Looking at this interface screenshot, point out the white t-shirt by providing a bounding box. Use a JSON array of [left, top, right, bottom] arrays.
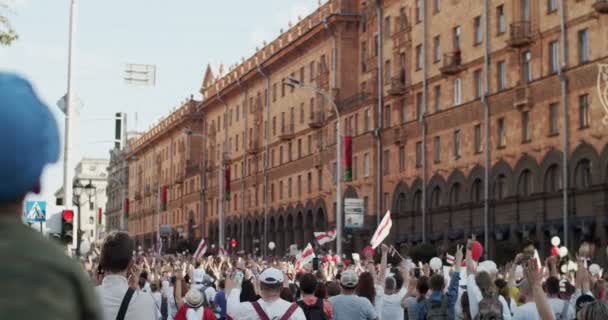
[[512, 302, 540, 320], [96, 275, 159, 320], [548, 297, 575, 320], [379, 287, 406, 320], [227, 288, 306, 320]]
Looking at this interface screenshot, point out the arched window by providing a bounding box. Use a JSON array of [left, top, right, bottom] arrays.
[[430, 187, 441, 208], [494, 174, 507, 200], [450, 183, 461, 205], [575, 159, 592, 189], [544, 164, 562, 193], [413, 190, 422, 212], [472, 179, 482, 202], [518, 169, 533, 197], [397, 193, 406, 213]]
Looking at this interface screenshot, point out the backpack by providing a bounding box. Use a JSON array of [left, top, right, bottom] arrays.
[[475, 295, 503, 320], [423, 295, 449, 320], [297, 298, 327, 320]]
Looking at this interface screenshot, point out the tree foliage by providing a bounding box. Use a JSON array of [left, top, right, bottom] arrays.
[[0, 2, 18, 46]]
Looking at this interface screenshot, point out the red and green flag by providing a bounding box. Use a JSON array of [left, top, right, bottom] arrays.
[[344, 136, 353, 182], [161, 186, 167, 211], [225, 166, 231, 201]]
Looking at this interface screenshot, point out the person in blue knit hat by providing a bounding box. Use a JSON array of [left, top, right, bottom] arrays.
[[0, 72, 101, 319]]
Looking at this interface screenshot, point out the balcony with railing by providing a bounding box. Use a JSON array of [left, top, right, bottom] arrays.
[[175, 172, 185, 184], [391, 20, 411, 51], [279, 123, 295, 141], [248, 138, 262, 154], [387, 73, 407, 96], [308, 111, 324, 129], [594, 0, 608, 13], [186, 163, 201, 177], [393, 127, 407, 145], [439, 51, 464, 75], [507, 21, 533, 48], [513, 85, 532, 110], [135, 191, 141, 200]]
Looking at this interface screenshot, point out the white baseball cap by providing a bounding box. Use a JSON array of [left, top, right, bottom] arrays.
[[259, 268, 284, 285], [192, 268, 205, 284]]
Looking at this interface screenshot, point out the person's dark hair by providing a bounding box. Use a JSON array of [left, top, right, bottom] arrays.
[[240, 279, 260, 302], [417, 276, 430, 302], [356, 272, 376, 305], [218, 279, 225, 290], [326, 281, 341, 297], [138, 277, 146, 289], [170, 276, 177, 285], [140, 271, 148, 281], [546, 276, 560, 295], [314, 281, 327, 300], [150, 282, 158, 293], [299, 273, 318, 294], [99, 232, 134, 273], [280, 287, 294, 302], [429, 274, 445, 292], [393, 269, 404, 289]]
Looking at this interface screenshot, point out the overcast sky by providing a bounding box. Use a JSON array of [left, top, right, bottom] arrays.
[[1, 0, 320, 203]]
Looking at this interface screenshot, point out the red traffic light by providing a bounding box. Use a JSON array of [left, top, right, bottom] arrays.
[[62, 210, 74, 221], [230, 239, 237, 248]]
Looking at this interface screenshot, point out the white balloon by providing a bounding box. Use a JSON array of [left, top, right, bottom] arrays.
[[560, 264, 568, 274], [268, 241, 276, 250], [589, 264, 601, 276], [430, 257, 442, 271], [568, 261, 578, 272], [515, 265, 524, 280], [558, 246, 568, 258], [479, 260, 498, 274], [551, 236, 561, 247]]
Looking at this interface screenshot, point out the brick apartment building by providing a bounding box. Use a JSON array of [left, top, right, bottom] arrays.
[[128, 0, 608, 258]]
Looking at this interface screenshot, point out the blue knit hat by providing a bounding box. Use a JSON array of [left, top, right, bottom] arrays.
[[0, 72, 60, 202]]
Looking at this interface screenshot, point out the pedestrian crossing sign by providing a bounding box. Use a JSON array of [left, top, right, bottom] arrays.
[[24, 201, 46, 223]]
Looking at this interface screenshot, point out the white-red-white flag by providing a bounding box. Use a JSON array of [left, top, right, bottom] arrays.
[[370, 210, 392, 249], [298, 243, 316, 265], [193, 239, 207, 260], [446, 254, 455, 265], [314, 228, 337, 245]]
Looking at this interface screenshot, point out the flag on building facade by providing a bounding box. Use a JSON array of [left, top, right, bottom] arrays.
[[344, 136, 353, 182], [314, 228, 337, 245], [370, 210, 392, 249], [225, 166, 231, 201], [161, 186, 167, 211]]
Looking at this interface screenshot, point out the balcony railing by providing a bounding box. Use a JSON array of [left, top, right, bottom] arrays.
[[393, 127, 406, 145], [248, 139, 261, 154], [507, 21, 533, 48], [308, 111, 324, 129], [387, 74, 406, 96], [513, 85, 532, 110], [279, 123, 295, 141], [439, 51, 464, 75], [594, 0, 608, 13], [185, 163, 200, 176]]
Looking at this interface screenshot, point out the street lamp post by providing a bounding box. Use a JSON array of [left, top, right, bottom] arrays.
[[73, 179, 96, 256], [286, 77, 343, 257]]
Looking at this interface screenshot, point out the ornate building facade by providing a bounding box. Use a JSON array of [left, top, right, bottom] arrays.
[[129, 0, 608, 258]]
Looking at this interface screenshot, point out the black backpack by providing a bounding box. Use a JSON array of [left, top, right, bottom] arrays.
[[422, 295, 449, 320], [297, 298, 327, 320]]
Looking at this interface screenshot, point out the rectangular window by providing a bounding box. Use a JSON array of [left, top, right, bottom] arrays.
[[549, 41, 559, 74], [297, 139, 302, 158], [288, 142, 293, 162], [433, 35, 441, 63], [474, 69, 482, 98], [271, 183, 275, 202], [300, 67, 305, 84], [279, 146, 283, 164], [361, 41, 367, 72], [307, 172, 312, 193], [297, 175, 302, 196], [453, 130, 461, 158], [453, 78, 462, 105], [290, 73, 296, 93], [236, 135, 239, 152], [578, 29, 589, 63], [332, 162, 337, 184], [236, 105, 240, 121], [364, 109, 370, 132], [416, 92, 423, 120], [374, 34, 379, 57], [497, 117, 505, 147], [547, 0, 557, 13], [416, 141, 422, 167], [549, 103, 559, 135], [383, 150, 390, 176], [399, 7, 407, 30], [434, 136, 441, 163], [385, 60, 391, 82], [300, 103, 305, 124], [434, 0, 441, 13], [400, 99, 407, 123], [497, 5, 505, 34], [522, 51, 532, 83], [399, 146, 406, 171], [288, 177, 292, 198], [474, 16, 482, 44], [453, 26, 461, 49], [416, 44, 423, 70], [353, 156, 358, 180], [281, 78, 285, 97], [279, 181, 283, 199], [307, 135, 312, 154], [497, 61, 506, 90], [522, 111, 530, 142], [384, 104, 391, 128], [474, 124, 482, 153], [579, 94, 590, 128], [354, 114, 359, 134], [385, 16, 391, 38], [434, 85, 441, 112], [363, 153, 370, 177], [272, 116, 276, 136], [416, 0, 422, 23]]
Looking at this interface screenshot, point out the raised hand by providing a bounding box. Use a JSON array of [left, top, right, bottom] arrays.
[[454, 244, 464, 272]]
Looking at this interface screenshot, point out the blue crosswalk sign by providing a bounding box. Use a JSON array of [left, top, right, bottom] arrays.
[[25, 201, 46, 223]]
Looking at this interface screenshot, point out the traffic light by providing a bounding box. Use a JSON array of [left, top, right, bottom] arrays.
[[61, 209, 74, 244]]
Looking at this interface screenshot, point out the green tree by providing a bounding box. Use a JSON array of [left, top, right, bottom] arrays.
[[0, 2, 18, 46]]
